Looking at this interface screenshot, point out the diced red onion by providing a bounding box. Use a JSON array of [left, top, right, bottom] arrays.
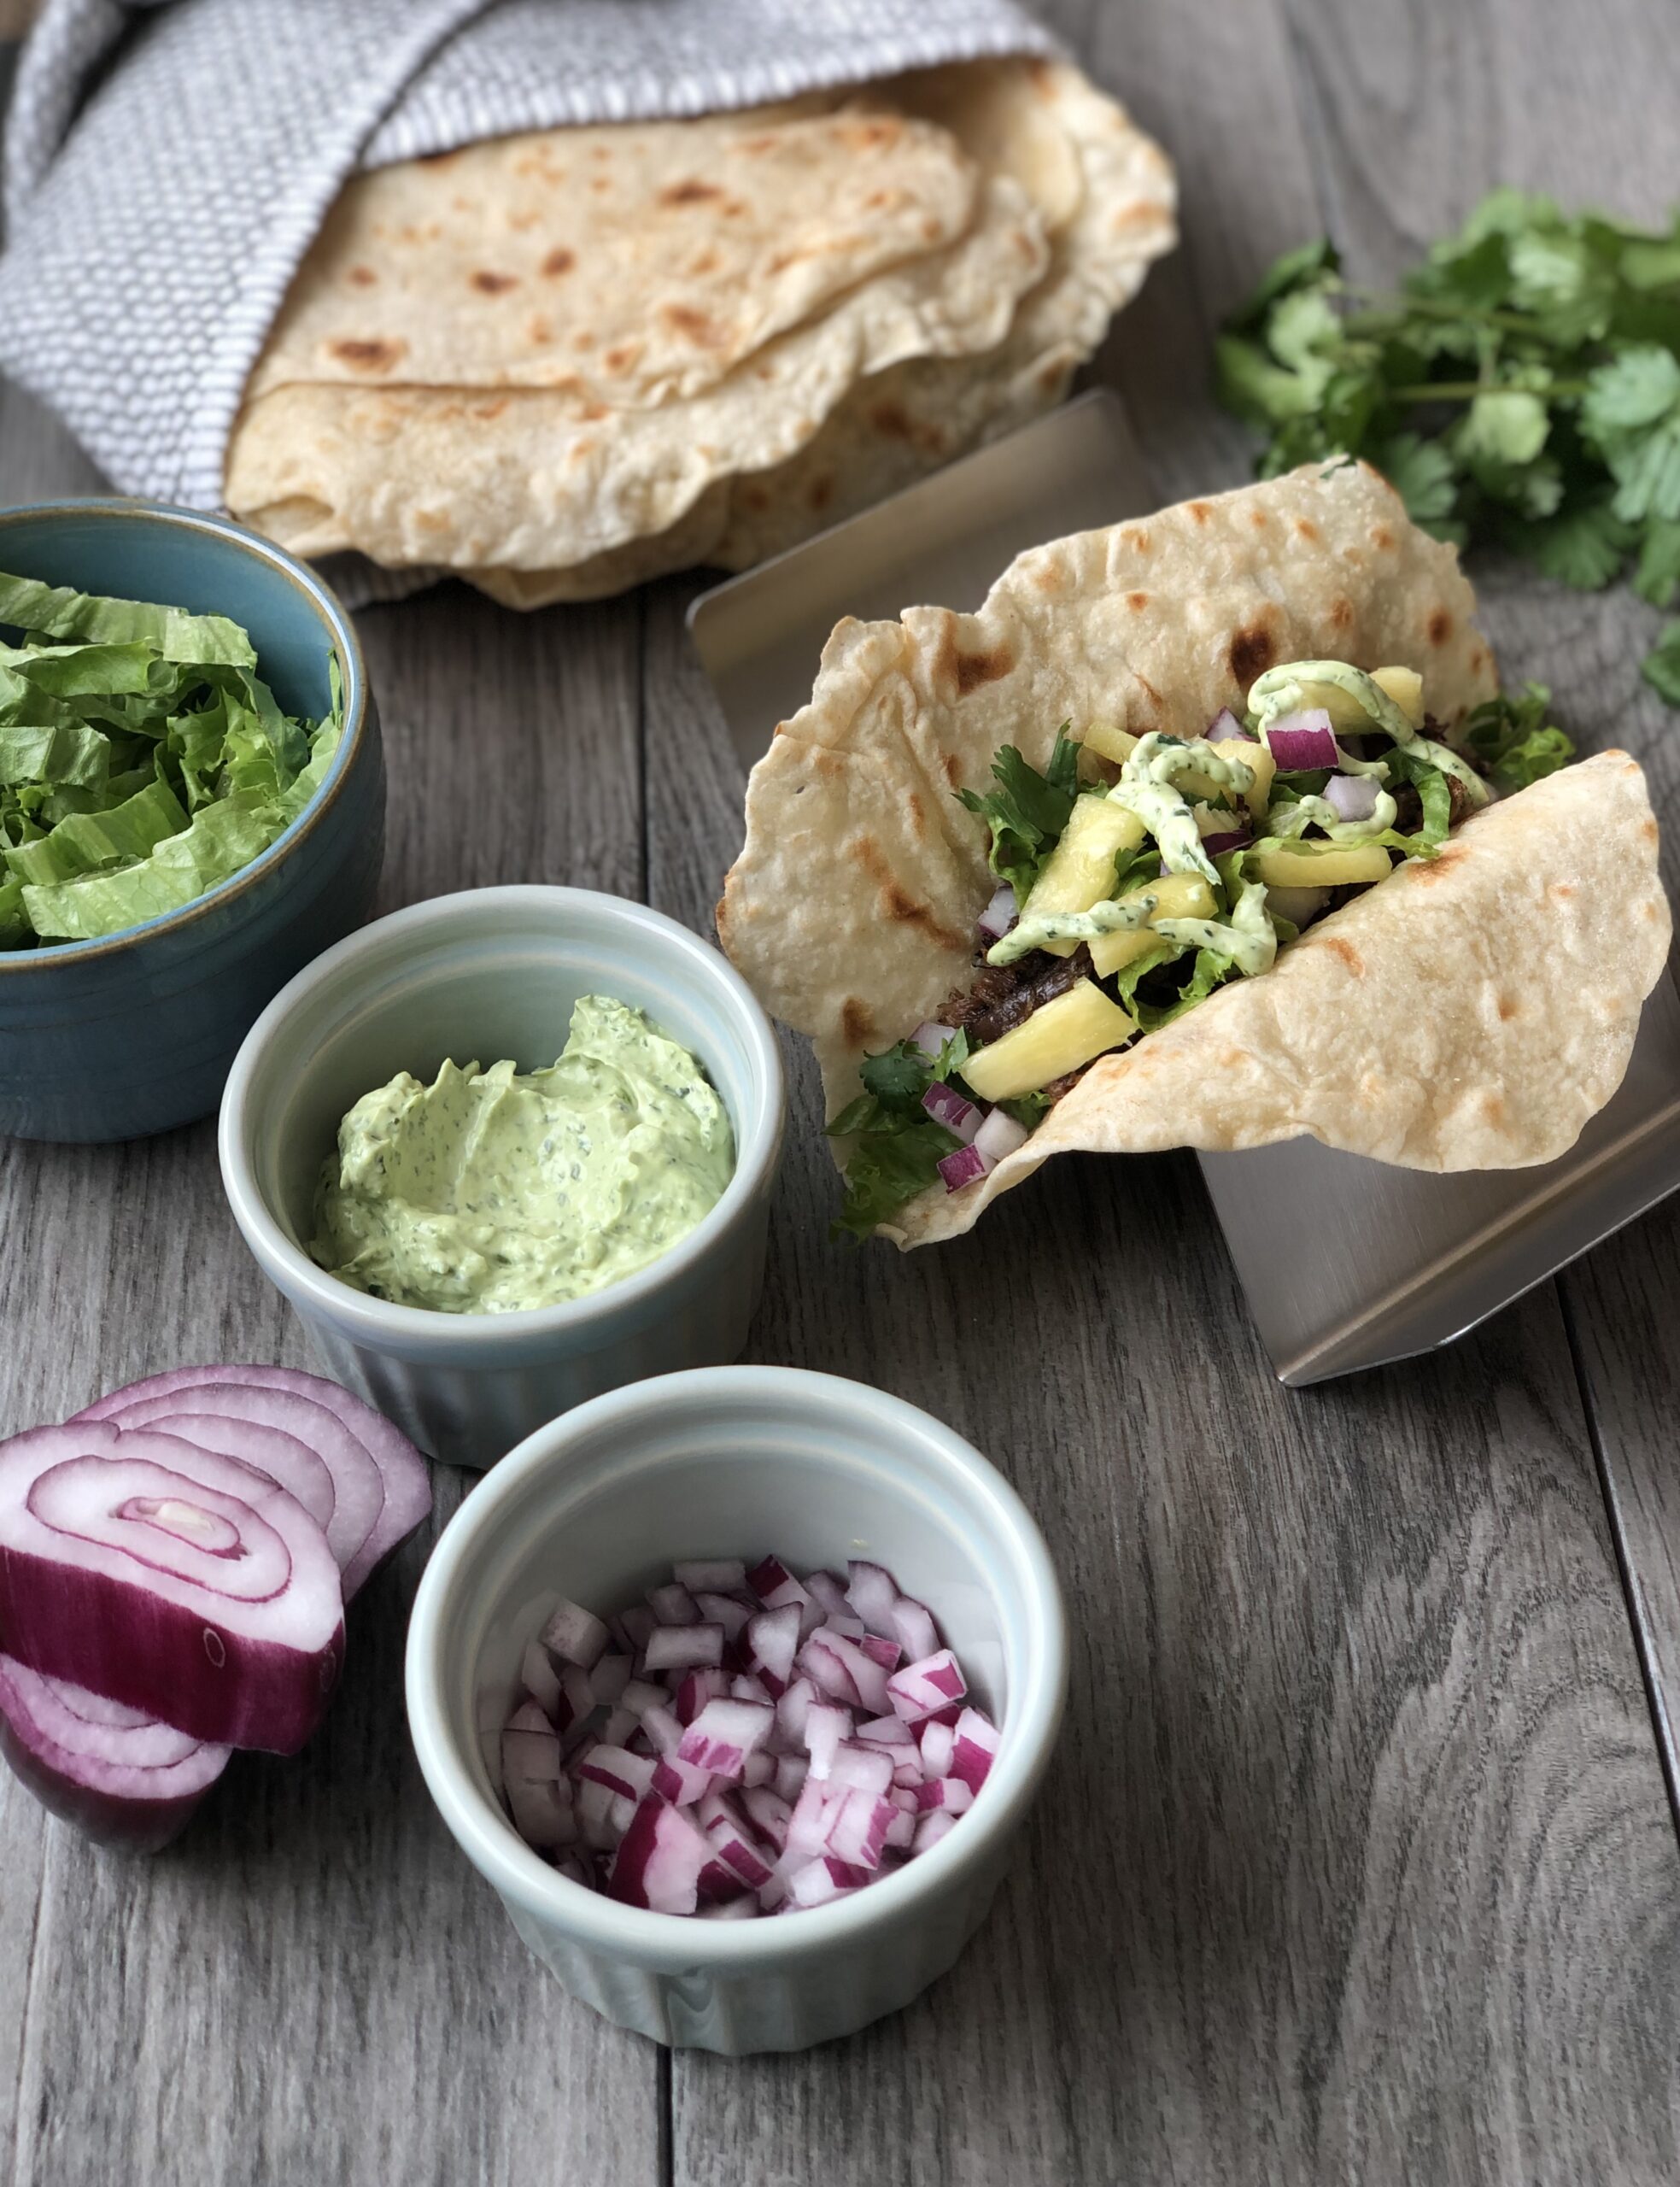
[[745, 1604, 801, 1695], [640, 1703, 682, 1757], [912, 1809, 960, 1856], [886, 1650, 968, 1727], [0, 1423, 343, 1754], [804, 1570, 851, 1617], [589, 1652, 633, 1707], [520, 1639, 563, 1720], [825, 1789, 898, 1869], [643, 1624, 723, 1674], [773, 1752, 809, 1803], [740, 1785, 793, 1853], [650, 1752, 712, 1807], [576, 1744, 656, 1802], [775, 1674, 817, 1749], [845, 1560, 900, 1639], [857, 1712, 916, 1750], [694, 1591, 751, 1640], [883, 1802, 916, 1852], [599, 1706, 638, 1749], [672, 1559, 746, 1593], [1325, 771, 1379, 821], [616, 1605, 656, 1653], [729, 1671, 770, 1703], [922, 1081, 983, 1143], [804, 1702, 852, 1780], [619, 1677, 665, 1720], [973, 1108, 1029, 1164], [672, 1665, 729, 1722], [949, 1708, 1001, 1793], [890, 1596, 939, 1662], [1208, 707, 1251, 741], [909, 1020, 956, 1062], [540, 1598, 610, 1668], [1263, 710, 1338, 771], [938, 1142, 988, 1193], [1199, 827, 1251, 856], [506, 1773, 577, 1851], [918, 1719, 956, 1776], [645, 1581, 698, 1627], [976, 882, 1016, 940], [787, 1855, 869, 1907], [502, 1698, 562, 1785], [746, 1556, 811, 1615], [825, 1741, 895, 1796], [914, 1774, 975, 1816], [0, 1655, 231, 1853], [696, 1791, 776, 1890], [606, 1794, 712, 1913], [676, 1697, 774, 1780]]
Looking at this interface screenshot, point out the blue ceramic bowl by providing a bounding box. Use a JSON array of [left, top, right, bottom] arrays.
[[0, 501, 383, 1141]]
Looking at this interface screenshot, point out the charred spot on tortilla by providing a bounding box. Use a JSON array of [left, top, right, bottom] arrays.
[[541, 248, 576, 277], [329, 337, 405, 373], [1187, 501, 1212, 526], [660, 179, 723, 208], [1371, 523, 1396, 551], [1228, 622, 1275, 685], [661, 303, 724, 349], [603, 342, 642, 374], [1323, 936, 1365, 976], [956, 644, 1014, 695], [346, 265, 378, 288], [851, 838, 968, 952], [1497, 995, 1520, 1020], [1327, 597, 1354, 632], [841, 998, 875, 1048], [1427, 607, 1455, 646], [1294, 518, 1321, 542], [1127, 591, 1149, 612]]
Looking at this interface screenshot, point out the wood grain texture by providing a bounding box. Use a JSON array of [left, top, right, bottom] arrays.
[[1281, 0, 1680, 1860], [641, 0, 1680, 2174], [5, 1, 1680, 2181], [0, 378, 660, 2187]]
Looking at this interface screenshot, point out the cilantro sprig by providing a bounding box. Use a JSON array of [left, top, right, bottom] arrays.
[[955, 728, 1080, 905], [1216, 192, 1680, 699]]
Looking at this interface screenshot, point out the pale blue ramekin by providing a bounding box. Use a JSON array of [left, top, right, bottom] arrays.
[[0, 500, 383, 1140], [404, 1366, 1068, 2052], [218, 886, 785, 1468]]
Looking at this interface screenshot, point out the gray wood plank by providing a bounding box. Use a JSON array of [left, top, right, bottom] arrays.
[[0, 379, 659, 2187], [1280, 0, 1680, 1815], [642, 0, 1680, 2176]]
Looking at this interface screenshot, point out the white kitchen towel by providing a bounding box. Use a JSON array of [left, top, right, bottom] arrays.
[[0, 0, 1055, 513]]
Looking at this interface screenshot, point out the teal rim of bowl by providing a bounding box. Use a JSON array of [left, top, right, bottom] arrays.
[[404, 1365, 1070, 1960], [0, 499, 369, 975]]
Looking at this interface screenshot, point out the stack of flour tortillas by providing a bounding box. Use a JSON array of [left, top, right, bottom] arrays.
[[223, 59, 1175, 604]]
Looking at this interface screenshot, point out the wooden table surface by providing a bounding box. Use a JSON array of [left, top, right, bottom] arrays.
[[4, 4, 1680, 2182]]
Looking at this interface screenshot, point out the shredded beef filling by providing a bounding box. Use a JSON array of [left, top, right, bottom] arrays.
[[943, 944, 1095, 1047]]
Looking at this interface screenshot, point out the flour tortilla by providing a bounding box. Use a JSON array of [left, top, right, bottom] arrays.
[[226, 167, 1047, 571], [716, 461, 1671, 1245], [248, 103, 982, 413], [449, 59, 1177, 605]]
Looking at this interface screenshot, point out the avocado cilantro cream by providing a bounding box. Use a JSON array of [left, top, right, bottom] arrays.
[[828, 660, 1577, 1238], [310, 996, 735, 1314], [0, 572, 342, 948]]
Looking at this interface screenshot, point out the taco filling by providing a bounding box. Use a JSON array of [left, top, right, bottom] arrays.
[[828, 661, 1574, 1239]]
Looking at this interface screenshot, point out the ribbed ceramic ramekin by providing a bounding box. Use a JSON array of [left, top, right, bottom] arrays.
[[405, 1366, 1068, 2053], [218, 888, 784, 1468], [0, 500, 383, 1141]]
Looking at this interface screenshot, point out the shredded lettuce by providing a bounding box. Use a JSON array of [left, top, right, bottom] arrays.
[[0, 572, 342, 949]]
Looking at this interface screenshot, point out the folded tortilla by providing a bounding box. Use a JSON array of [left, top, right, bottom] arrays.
[[717, 460, 1671, 1246]]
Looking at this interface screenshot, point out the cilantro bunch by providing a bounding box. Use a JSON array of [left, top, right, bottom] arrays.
[[1215, 191, 1680, 701]]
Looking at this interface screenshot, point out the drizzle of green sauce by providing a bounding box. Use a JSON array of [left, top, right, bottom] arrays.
[[309, 995, 735, 1314]]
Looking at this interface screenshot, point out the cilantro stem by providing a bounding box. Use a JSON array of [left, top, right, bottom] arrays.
[[1344, 289, 1558, 339]]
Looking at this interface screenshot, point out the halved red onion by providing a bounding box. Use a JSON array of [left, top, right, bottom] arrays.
[[0, 1654, 231, 1853], [0, 1423, 343, 1753], [1262, 710, 1338, 771], [77, 1363, 430, 1599], [974, 1108, 1030, 1165], [938, 1142, 988, 1193], [909, 1020, 956, 1062], [1325, 771, 1379, 822], [922, 1081, 984, 1143], [976, 883, 1016, 940]]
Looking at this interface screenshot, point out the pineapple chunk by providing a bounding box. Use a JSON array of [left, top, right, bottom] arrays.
[[1088, 873, 1215, 976], [1021, 795, 1147, 957], [1372, 665, 1425, 729], [1250, 842, 1393, 888], [1290, 665, 1425, 735], [962, 980, 1138, 1102], [1080, 719, 1138, 765], [1177, 738, 1275, 821]]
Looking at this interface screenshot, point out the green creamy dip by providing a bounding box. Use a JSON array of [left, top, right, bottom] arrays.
[[309, 995, 735, 1314]]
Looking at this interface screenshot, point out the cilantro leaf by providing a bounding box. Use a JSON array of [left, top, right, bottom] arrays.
[[858, 1040, 934, 1116], [1634, 518, 1680, 607], [955, 730, 1080, 905], [1641, 620, 1680, 706], [830, 1119, 961, 1242], [1504, 496, 1636, 588], [1371, 431, 1461, 529], [1581, 345, 1680, 521]]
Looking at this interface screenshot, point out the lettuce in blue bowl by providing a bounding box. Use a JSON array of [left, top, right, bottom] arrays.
[[0, 501, 383, 1140]]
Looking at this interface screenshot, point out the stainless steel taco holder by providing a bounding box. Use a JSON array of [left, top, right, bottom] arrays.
[[687, 390, 1680, 1385]]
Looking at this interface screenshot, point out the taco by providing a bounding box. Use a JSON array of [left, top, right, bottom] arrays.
[[716, 460, 1671, 1246]]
